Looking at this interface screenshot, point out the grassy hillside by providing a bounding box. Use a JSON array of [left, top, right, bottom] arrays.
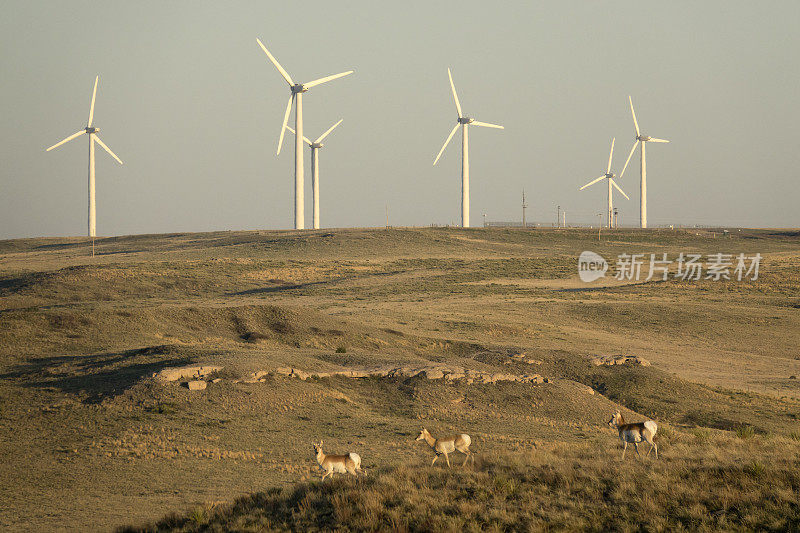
[[1, 227, 798, 530], [123, 436, 800, 532]]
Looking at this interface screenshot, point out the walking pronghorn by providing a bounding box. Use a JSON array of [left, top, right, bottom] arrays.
[[415, 428, 474, 467], [312, 440, 364, 480], [608, 411, 658, 459]]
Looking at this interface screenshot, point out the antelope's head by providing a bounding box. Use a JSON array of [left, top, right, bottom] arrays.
[[415, 428, 429, 441], [312, 440, 324, 456], [608, 411, 622, 428]]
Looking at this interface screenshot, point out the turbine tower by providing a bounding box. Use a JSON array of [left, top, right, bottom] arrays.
[[256, 38, 353, 230], [433, 68, 503, 228], [285, 119, 343, 230], [46, 76, 123, 237], [619, 96, 669, 229], [579, 138, 629, 228]]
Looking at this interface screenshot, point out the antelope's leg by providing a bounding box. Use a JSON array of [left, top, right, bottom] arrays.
[[444, 452, 451, 468], [462, 452, 470, 467], [634, 442, 641, 456], [431, 455, 438, 466], [622, 441, 627, 459], [321, 471, 329, 481]]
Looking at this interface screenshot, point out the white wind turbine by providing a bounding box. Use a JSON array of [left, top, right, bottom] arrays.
[[285, 119, 343, 230], [579, 138, 629, 229], [256, 38, 353, 230], [619, 96, 669, 229], [46, 76, 123, 237], [433, 68, 503, 228]]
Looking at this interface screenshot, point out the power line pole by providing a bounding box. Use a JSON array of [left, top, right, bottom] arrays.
[[597, 213, 602, 241], [522, 189, 527, 228], [557, 205, 560, 228]]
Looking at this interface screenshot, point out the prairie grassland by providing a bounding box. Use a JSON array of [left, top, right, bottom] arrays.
[[123, 432, 800, 532], [0, 227, 799, 530]]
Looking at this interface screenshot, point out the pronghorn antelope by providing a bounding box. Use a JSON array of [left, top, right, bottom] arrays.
[[415, 428, 474, 467], [608, 411, 658, 459], [312, 440, 364, 480]]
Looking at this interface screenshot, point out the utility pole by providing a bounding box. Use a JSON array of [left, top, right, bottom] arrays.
[[522, 190, 527, 228], [557, 205, 560, 228], [563, 211, 566, 228], [613, 208, 618, 229], [597, 213, 602, 241], [483, 213, 487, 227]]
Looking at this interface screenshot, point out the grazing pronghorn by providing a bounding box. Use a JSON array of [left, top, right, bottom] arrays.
[[608, 411, 658, 459], [312, 440, 364, 480], [415, 428, 474, 467]]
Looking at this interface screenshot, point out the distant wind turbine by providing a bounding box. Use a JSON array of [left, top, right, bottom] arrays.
[[256, 38, 353, 230], [46, 76, 123, 237], [433, 68, 503, 228], [285, 119, 343, 230], [619, 96, 669, 229], [579, 138, 629, 229]]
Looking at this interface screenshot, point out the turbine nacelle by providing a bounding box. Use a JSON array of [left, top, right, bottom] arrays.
[[85, 126, 99, 134], [637, 134, 651, 142], [291, 84, 308, 94], [311, 142, 323, 149], [458, 117, 474, 125]]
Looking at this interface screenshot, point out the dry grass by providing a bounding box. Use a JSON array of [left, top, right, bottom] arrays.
[[122, 433, 800, 532], [1, 227, 799, 530]]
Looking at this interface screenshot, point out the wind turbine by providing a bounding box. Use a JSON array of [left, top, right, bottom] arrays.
[[285, 119, 343, 230], [433, 68, 503, 228], [619, 96, 669, 228], [46, 76, 123, 237], [256, 38, 353, 230], [579, 138, 629, 229]]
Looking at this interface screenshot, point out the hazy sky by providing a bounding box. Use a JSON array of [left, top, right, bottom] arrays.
[[2, 1, 799, 239]]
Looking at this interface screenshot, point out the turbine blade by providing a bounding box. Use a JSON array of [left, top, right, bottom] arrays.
[[611, 178, 629, 200], [629, 95, 640, 136], [315, 119, 343, 143], [88, 76, 99, 127], [433, 124, 459, 165], [284, 125, 312, 146], [46, 130, 86, 151], [256, 38, 294, 85], [93, 135, 123, 164], [648, 138, 670, 143], [277, 94, 294, 155], [619, 140, 639, 179], [579, 176, 606, 190], [303, 71, 353, 89], [471, 121, 504, 129], [607, 137, 615, 174], [447, 68, 462, 118]]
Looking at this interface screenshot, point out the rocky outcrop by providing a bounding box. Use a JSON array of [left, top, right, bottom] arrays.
[[590, 355, 650, 367], [154, 363, 550, 389], [152, 365, 222, 382], [271, 365, 547, 384], [186, 380, 207, 391]]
